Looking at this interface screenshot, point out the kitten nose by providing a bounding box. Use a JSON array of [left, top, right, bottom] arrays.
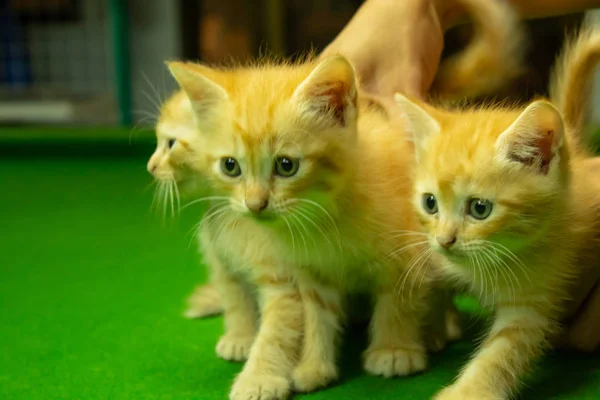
[[437, 235, 457, 250], [147, 161, 157, 174], [246, 198, 269, 214]]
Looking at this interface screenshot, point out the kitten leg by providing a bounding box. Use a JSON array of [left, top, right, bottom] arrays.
[[563, 281, 600, 353], [183, 282, 223, 319], [230, 274, 303, 400], [435, 306, 552, 400], [204, 245, 257, 362], [423, 288, 463, 353], [446, 302, 464, 342], [363, 290, 428, 377], [291, 280, 343, 392]]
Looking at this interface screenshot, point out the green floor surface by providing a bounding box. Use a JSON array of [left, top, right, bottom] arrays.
[[1, 144, 599, 399]]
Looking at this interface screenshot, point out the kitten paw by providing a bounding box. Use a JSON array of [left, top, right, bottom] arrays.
[[216, 334, 254, 362], [446, 308, 463, 342], [434, 384, 498, 400], [183, 284, 222, 319], [291, 360, 338, 392], [363, 347, 427, 377], [229, 372, 290, 400], [425, 332, 448, 353]]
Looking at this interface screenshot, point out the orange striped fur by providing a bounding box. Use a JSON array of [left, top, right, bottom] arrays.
[[395, 66, 600, 399], [165, 56, 457, 400]]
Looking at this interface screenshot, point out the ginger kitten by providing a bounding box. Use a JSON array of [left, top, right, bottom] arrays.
[[146, 89, 223, 318], [393, 22, 600, 399], [166, 55, 454, 400], [394, 95, 600, 400], [548, 17, 600, 353]]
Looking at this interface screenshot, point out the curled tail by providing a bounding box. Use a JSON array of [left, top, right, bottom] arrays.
[[549, 16, 600, 145], [432, 0, 526, 100]]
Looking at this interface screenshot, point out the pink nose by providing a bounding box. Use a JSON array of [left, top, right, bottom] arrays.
[[246, 198, 269, 213], [437, 235, 456, 250]]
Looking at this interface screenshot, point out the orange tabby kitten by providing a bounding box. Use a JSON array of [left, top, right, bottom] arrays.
[[393, 21, 600, 400], [147, 90, 223, 318], [166, 55, 452, 400], [548, 17, 600, 353]]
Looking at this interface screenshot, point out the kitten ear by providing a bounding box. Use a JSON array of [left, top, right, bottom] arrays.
[[496, 100, 565, 174], [166, 61, 228, 116], [292, 55, 357, 126], [394, 93, 440, 161]]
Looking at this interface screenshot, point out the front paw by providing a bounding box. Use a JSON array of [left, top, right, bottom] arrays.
[[363, 347, 427, 377], [434, 384, 501, 400], [183, 284, 222, 319], [216, 334, 254, 362], [291, 360, 338, 393], [424, 331, 449, 353], [445, 307, 463, 342], [230, 371, 290, 400]]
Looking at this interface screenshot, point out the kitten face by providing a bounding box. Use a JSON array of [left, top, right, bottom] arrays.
[[395, 94, 568, 271], [414, 158, 542, 258], [200, 123, 346, 220], [147, 91, 198, 185], [168, 56, 358, 223]]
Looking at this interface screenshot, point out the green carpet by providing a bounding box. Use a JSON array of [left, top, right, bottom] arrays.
[[1, 136, 599, 399]]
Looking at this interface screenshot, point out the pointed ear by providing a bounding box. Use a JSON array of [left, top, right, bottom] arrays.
[[495, 100, 565, 175], [292, 55, 357, 127], [166, 61, 228, 117], [394, 93, 440, 161]]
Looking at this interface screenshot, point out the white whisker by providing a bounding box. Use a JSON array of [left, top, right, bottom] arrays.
[[386, 240, 430, 261], [282, 216, 296, 256], [410, 247, 432, 307], [181, 196, 232, 211], [489, 241, 531, 284], [295, 207, 334, 255], [289, 213, 310, 260], [173, 181, 182, 213]]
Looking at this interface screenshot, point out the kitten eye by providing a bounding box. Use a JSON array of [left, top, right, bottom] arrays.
[[422, 193, 438, 214], [468, 198, 493, 220], [274, 156, 299, 177], [168, 139, 176, 149], [220, 157, 242, 177]]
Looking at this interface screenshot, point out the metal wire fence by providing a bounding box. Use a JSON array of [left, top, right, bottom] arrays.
[[0, 0, 130, 126]]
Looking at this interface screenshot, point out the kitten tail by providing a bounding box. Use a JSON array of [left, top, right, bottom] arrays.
[[549, 15, 600, 145], [432, 0, 526, 100]]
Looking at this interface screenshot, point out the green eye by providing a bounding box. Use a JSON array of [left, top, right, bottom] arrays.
[[274, 156, 299, 177], [468, 198, 493, 220], [220, 157, 241, 177], [422, 193, 438, 214]]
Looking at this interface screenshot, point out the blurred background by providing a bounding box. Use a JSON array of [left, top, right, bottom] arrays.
[[1, 3, 600, 399], [0, 0, 599, 138]]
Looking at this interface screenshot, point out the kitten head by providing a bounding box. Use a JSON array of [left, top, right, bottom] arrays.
[[395, 94, 569, 272], [147, 90, 200, 185], [167, 56, 358, 222]]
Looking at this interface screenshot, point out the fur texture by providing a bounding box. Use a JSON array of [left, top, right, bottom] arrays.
[[547, 19, 600, 354], [166, 56, 457, 400], [549, 15, 600, 148], [147, 87, 224, 319], [431, 0, 526, 100], [395, 49, 600, 397], [147, 90, 205, 214]]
